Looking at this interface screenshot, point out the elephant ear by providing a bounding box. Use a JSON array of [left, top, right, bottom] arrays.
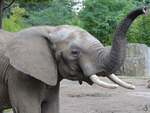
[[5, 31, 58, 86]]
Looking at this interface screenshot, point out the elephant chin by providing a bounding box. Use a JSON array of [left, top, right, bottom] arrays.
[[89, 74, 135, 89]]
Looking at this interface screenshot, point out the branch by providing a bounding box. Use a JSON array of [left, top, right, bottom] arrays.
[[3, 0, 15, 11]]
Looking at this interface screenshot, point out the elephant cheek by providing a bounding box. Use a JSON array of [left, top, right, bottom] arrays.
[[58, 62, 68, 78], [80, 62, 98, 77]]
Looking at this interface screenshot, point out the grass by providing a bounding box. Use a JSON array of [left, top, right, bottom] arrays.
[[3, 109, 12, 113], [134, 76, 150, 80], [118, 75, 150, 80]]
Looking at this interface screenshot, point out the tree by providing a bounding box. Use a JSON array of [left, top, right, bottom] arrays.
[[0, 0, 53, 29], [78, 0, 128, 45], [0, 0, 4, 28], [0, 0, 15, 29], [25, 0, 79, 26], [78, 0, 143, 46]]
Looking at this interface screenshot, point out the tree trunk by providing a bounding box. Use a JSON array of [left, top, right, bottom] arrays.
[[0, 0, 3, 29]]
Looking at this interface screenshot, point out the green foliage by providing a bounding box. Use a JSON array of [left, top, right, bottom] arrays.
[[78, 0, 143, 46], [115, 0, 144, 42], [12, 6, 25, 15], [3, 109, 12, 113], [3, 0, 150, 46], [6, 0, 53, 4], [115, 1, 150, 46], [128, 13, 150, 45], [25, 0, 80, 26], [2, 6, 30, 32]]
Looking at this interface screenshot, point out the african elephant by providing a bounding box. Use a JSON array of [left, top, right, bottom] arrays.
[[0, 7, 148, 113], [0, 30, 15, 113], [0, 30, 14, 49]]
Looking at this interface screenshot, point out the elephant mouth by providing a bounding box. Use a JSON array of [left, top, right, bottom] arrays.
[[67, 74, 82, 80], [59, 53, 135, 90], [68, 66, 135, 90], [67, 64, 135, 90]]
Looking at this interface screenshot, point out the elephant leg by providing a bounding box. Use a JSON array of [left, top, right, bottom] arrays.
[[7, 68, 42, 113], [41, 83, 60, 113]]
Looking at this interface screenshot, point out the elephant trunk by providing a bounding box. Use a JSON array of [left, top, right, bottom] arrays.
[[102, 7, 148, 75]]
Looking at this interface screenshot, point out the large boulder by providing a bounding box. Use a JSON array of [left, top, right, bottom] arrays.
[[119, 43, 149, 76]]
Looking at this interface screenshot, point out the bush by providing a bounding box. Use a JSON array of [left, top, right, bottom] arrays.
[[25, 0, 80, 26], [2, 6, 30, 32], [128, 13, 150, 46], [78, 0, 143, 46], [116, 1, 150, 46]]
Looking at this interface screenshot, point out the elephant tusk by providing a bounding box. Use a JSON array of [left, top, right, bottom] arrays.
[[107, 74, 135, 90], [90, 75, 118, 89]]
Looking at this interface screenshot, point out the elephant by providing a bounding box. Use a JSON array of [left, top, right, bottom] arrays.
[[0, 30, 14, 49], [0, 30, 15, 113], [0, 7, 148, 113]]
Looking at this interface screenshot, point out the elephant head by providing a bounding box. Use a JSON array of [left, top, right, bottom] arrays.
[[5, 7, 148, 90]]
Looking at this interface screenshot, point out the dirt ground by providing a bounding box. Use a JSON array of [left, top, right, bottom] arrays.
[[60, 77, 150, 113]]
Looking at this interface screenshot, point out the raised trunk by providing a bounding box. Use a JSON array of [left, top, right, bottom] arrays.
[[102, 7, 148, 75]]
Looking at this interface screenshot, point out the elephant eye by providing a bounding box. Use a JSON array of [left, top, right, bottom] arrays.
[[71, 49, 80, 57]]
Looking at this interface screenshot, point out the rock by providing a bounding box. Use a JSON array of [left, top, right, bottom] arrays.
[[146, 80, 150, 88], [121, 43, 149, 76]]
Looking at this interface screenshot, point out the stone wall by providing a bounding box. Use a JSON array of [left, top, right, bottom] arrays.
[[117, 43, 149, 76]]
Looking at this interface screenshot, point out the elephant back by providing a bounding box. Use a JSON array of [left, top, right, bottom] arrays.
[[0, 30, 15, 49]]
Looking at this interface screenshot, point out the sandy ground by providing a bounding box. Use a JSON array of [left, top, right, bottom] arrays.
[[4, 77, 150, 113], [60, 77, 150, 113]]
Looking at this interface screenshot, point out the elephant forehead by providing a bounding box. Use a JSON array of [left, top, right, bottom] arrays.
[[50, 27, 75, 42], [5, 36, 58, 86]]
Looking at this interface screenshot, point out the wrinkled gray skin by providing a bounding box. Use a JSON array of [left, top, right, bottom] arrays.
[[0, 30, 14, 113], [0, 7, 147, 113], [0, 30, 14, 49]]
